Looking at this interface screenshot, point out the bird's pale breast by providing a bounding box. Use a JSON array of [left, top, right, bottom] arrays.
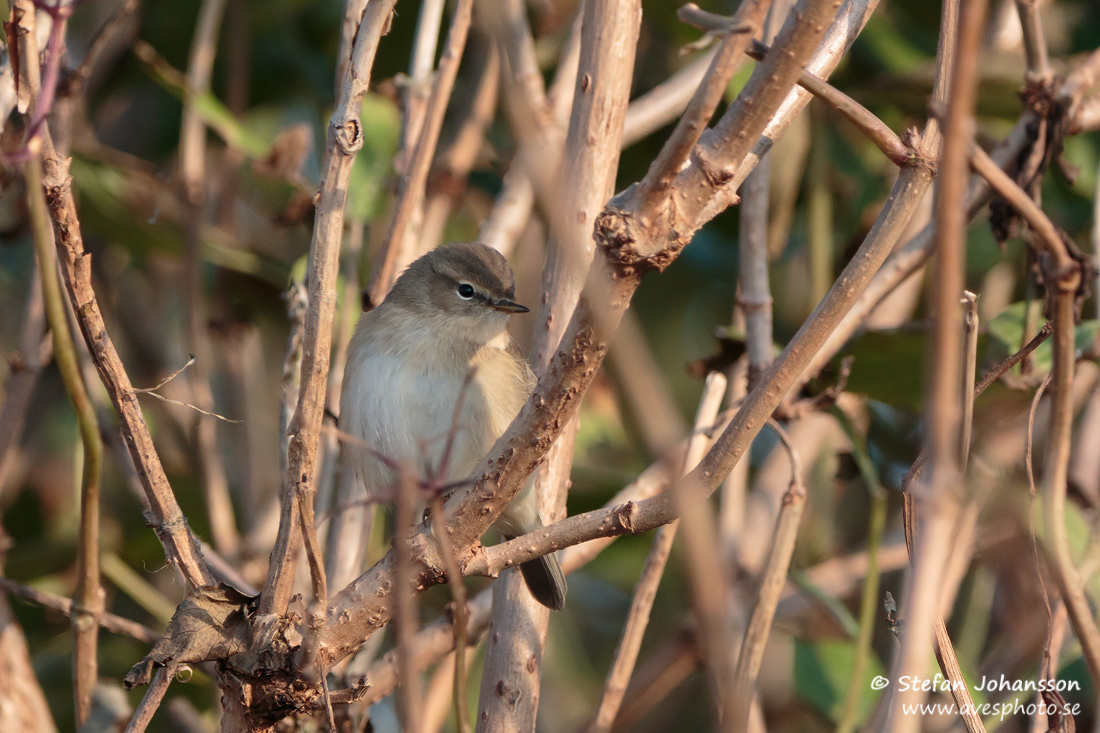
[[340, 308, 533, 497]]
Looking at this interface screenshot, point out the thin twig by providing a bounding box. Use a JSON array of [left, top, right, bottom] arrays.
[[476, 1, 578, 261], [367, 0, 474, 304], [26, 155, 103, 728], [727, 418, 805, 732], [960, 291, 979, 470], [588, 372, 726, 733], [67, 0, 142, 96], [634, 1, 765, 212], [746, 38, 910, 166], [255, 0, 397, 623], [393, 471, 423, 733], [691, 0, 877, 226], [419, 40, 500, 252], [178, 0, 239, 559], [123, 666, 174, 733], [738, 145, 774, 390], [132, 357, 242, 423], [0, 576, 160, 645], [1040, 255, 1100, 691], [969, 143, 1076, 273], [1026, 375, 1052, 498], [1013, 0, 1052, 82], [429, 496, 470, 733], [621, 48, 717, 148], [902, 321, 1054, 490], [890, 0, 987, 727]]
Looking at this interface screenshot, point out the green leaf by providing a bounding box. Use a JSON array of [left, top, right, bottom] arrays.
[[795, 638, 885, 724], [346, 93, 401, 222], [193, 91, 270, 158], [987, 302, 1098, 376], [841, 329, 927, 412]]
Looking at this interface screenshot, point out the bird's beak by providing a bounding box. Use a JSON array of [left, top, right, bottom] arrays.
[[491, 299, 529, 314]]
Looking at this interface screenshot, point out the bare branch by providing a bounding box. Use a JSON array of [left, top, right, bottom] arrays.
[[26, 156, 104, 728], [479, 0, 642, 727], [178, 0, 239, 560], [889, 0, 988, 727], [367, 0, 475, 303], [589, 372, 726, 733], [256, 0, 397, 622], [968, 143, 1075, 273], [1040, 257, 1100, 690], [1014, 0, 1052, 82], [0, 576, 160, 645], [123, 666, 174, 733], [728, 422, 805, 732], [746, 39, 909, 165], [632, 0, 763, 213]]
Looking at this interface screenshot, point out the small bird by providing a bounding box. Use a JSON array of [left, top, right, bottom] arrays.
[[340, 242, 567, 610]]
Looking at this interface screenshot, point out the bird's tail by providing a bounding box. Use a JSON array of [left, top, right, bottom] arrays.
[[518, 549, 567, 611], [497, 480, 568, 610]]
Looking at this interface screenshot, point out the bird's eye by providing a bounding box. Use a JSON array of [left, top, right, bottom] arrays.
[[457, 283, 475, 299]]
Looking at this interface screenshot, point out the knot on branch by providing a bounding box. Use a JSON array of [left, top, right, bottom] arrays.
[[407, 528, 447, 585], [1021, 76, 1062, 121], [692, 143, 735, 189], [614, 501, 639, 534], [903, 127, 937, 174], [333, 117, 364, 155], [41, 154, 73, 192], [595, 205, 683, 276]]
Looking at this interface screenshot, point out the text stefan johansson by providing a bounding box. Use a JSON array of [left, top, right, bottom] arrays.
[[895, 675, 1081, 693]]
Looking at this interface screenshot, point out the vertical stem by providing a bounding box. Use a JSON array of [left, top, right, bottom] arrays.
[[430, 496, 470, 733], [180, 0, 239, 560], [833, 407, 886, 733], [739, 153, 774, 389], [394, 472, 423, 733], [889, 0, 987, 729], [1013, 0, 1052, 82], [960, 291, 979, 469], [476, 1, 641, 730], [367, 0, 475, 304], [806, 104, 834, 307], [123, 666, 173, 733], [1042, 266, 1100, 690], [727, 421, 805, 732], [588, 372, 727, 733], [27, 158, 103, 728], [257, 0, 397, 620]]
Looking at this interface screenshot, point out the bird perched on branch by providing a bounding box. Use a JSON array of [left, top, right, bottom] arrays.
[[340, 241, 567, 610]]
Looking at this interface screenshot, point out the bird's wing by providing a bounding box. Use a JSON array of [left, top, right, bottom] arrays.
[[506, 337, 538, 394]]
